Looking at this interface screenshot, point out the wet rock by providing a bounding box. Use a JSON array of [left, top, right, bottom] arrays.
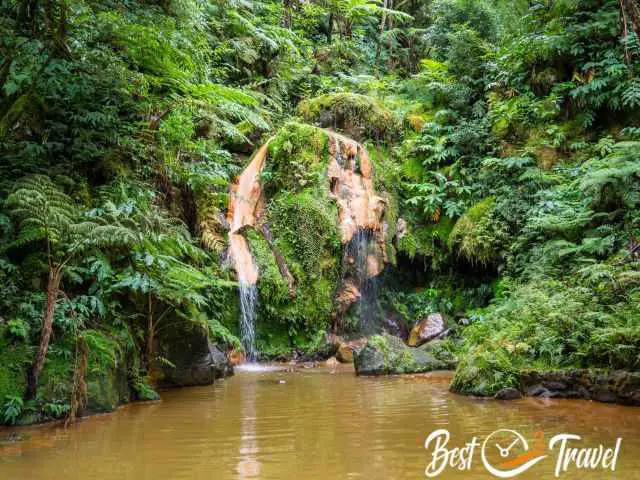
[[353, 343, 386, 375], [495, 388, 522, 400], [325, 357, 339, 368], [228, 349, 246, 366], [354, 334, 457, 376], [520, 370, 640, 406], [407, 313, 446, 347], [396, 218, 407, 239], [334, 280, 361, 316], [158, 325, 233, 388], [336, 343, 354, 364], [329, 336, 365, 364]]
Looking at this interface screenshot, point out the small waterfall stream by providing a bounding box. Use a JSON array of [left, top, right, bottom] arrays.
[[228, 143, 270, 363], [346, 229, 379, 332], [239, 283, 258, 362]]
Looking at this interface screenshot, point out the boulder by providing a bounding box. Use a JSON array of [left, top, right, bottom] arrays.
[[354, 334, 457, 376], [228, 349, 246, 366], [336, 343, 354, 363], [407, 313, 446, 347], [495, 387, 522, 400], [334, 280, 361, 316], [158, 325, 233, 388], [325, 357, 339, 368]]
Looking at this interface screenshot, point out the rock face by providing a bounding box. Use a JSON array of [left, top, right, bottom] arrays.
[[334, 338, 366, 364], [519, 370, 640, 406], [158, 326, 233, 388], [407, 313, 446, 347], [354, 334, 457, 376], [494, 387, 522, 400]]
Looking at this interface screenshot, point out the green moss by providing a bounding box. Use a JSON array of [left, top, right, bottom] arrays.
[[448, 197, 507, 265], [38, 349, 74, 402], [251, 184, 341, 356], [362, 334, 456, 374], [298, 93, 401, 142], [397, 217, 455, 266], [247, 229, 290, 304], [270, 189, 340, 278], [369, 146, 400, 265], [264, 121, 329, 195], [86, 365, 130, 412], [0, 336, 29, 401]]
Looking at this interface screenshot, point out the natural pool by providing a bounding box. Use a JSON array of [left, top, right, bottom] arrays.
[[1, 365, 639, 479]]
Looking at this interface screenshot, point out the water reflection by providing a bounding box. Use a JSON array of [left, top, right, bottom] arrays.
[[1, 367, 639, 480], [237, 376, 260, 478]]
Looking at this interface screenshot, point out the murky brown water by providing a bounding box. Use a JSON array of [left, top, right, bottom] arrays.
[[1, 365, 639, 479]]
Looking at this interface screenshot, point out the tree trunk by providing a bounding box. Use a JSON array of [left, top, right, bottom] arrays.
[[283, 0, 292, 29], [25, 266, 62, 400]]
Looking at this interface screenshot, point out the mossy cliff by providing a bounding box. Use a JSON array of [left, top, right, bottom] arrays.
[[223, 121, 400, 357]]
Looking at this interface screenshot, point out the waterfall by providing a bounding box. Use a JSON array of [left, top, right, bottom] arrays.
[[346, 229, 380, 332], [239, 283, 258, 362], [228, 143, 270, 363]]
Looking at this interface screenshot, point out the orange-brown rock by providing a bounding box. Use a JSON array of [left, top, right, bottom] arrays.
[[228, 349, 246, 365], [336, 343, 354, 363], [407, 313, 446, 347], [334, 280, 361, 315], [227, 143, 270, 285], [325, 357, 339, 368]]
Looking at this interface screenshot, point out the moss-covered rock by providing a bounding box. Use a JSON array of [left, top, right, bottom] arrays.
[[298, 93, 401, 142], [86, 364, 132, 413], [354, 334, 457, 375], [448, 196, 508, 265]]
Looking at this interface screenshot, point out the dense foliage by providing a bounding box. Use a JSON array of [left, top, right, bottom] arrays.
[[1, 0, 640, 422]]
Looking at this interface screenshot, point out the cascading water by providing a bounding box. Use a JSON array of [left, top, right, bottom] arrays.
[[228, 143, 270, 363], [228, 131, 388, 346], [328, 133, 386, 332], [239, 283, 258, 362], [346, 229, 380, 332]]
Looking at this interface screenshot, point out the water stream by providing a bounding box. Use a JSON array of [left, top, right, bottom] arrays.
[[238, 284, 258, 362], [228, 144, 269, 360], [2, 367, 639, 479], [346, 228, 379, 332]]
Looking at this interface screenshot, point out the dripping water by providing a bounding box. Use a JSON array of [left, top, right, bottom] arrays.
[[346, 229, 380, 333], [239, 283, 258, 362]]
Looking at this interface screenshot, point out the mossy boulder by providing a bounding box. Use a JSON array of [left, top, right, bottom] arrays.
[[354, 334, 457, 375], [157, 324, 233, 388], [298, 93, 401, 142], [448, 196, 508, 265], [86, 365, 132, 413]]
